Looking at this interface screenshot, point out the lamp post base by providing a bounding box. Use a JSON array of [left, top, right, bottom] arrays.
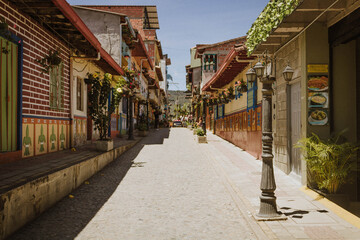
[[253, 213, 287, 221], [254, 194, 287, 220]]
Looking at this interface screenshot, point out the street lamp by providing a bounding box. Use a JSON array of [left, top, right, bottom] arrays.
[[245, 67, 257, 83], [282, 63, 294, 82], [247, 55, 293, 220], [253, 59, 265, 78]]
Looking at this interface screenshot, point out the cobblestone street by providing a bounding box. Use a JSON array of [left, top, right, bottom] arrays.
[[10, 128, 360, 240]]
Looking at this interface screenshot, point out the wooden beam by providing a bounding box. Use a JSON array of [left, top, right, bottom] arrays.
[[296, 8, 344, 12], [274, 27, 304, 33], [268, 34, 290, 38]]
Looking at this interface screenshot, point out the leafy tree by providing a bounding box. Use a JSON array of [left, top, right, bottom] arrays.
[[85, 72, 122, 140]]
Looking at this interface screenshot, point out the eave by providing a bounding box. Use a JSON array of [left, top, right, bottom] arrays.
[[155, 66, 164, 81], [132, 33, 154, 70], [252, 0, 349, 55], [202, 44, 255, 92]]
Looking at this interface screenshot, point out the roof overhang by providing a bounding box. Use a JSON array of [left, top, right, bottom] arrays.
[[8, 0, 101, 56], [156, 40, 164, 59], [8, 0, 124, 75], [195, 36, 247, 58], [252, 0, 350, 55], [202, 44, 255, 92], [155, 66, 164, 81], [132, 33, 154, 70], [144, 6, 159, 29]]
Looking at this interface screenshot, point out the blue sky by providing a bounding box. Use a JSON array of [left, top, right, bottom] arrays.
[[68, 0, 269, 90]]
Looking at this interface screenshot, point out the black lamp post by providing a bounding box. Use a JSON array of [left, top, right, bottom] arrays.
[[202, 99, 206, 135], [246, 56, 293, 220], [128, 95, 134, 140]]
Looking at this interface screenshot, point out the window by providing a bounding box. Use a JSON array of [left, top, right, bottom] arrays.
[[76, 77, 83, 111], [203, 54, 217, 72], [50, 63, 64, 109]]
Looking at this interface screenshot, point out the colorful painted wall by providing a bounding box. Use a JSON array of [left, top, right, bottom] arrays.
[[0, 0, 71, 161], [71, 60, 104, 146], [22, 117, 70, 158], [212, 66, 263, 159]]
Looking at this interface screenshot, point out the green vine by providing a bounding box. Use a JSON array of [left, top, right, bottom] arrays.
[[246, 0, 300, 55], [85, 72, 123, 140]]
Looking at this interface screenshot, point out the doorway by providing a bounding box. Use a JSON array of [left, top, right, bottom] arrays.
[[290, 82, 301, 175]]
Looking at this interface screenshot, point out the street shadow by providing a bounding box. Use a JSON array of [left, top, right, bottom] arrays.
[[142, 128, 170, 145], [9, 128, 170, 240], [280, 206, 328, 219]]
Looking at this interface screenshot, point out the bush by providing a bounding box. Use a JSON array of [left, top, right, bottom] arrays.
[[296, 132, 358, 194], [137, 123, 147, 131], [196, 128, 205, 136]]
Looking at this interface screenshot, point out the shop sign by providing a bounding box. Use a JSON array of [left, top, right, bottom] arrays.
[[307, 64, 328, 73], [307, 64, 329, 126]]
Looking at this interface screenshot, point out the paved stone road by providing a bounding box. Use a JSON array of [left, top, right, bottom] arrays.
[[10, 128, 360, 239]]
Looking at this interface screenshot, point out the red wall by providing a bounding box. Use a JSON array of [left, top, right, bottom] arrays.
[[214, 106, 262, 159]]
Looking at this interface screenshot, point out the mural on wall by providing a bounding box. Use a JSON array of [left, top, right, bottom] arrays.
[[49, 124, 58, 152], [22, 124, 34, 157], [257, 107, 262, 131], [307, 65, 329, 126], [22, 118, 70, 157], [73, 118, 87, 146], [35, 124, 47, 155]]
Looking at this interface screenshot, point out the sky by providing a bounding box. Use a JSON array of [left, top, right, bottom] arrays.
[[68, 0, 269, 91]]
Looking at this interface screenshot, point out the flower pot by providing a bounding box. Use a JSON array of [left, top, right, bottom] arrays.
[[197, 135, 207, 143], [138, 130, 148, 137], [95, 139, 113, 152]]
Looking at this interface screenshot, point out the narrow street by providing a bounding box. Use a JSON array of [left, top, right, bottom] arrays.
[[10, 128, 360, 240]]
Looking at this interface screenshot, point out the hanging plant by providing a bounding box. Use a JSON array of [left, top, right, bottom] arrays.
[[245, 0, 300, 55], [36, 49, 62, 74], [237, 79, 248, 93], [0, 17, 14, 54], [227, 86, 235, 100]]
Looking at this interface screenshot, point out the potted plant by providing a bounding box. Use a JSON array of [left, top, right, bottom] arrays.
[[85, 72, 122, 151], [196, 128, 207, 143], [137, 122, 148, 137], [296, 132, 358, 206]]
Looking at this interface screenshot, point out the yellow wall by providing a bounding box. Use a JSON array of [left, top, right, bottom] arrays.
[[223, 64, 262, 115]]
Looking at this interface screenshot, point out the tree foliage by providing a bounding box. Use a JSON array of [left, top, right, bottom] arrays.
[[85, 72, 122, 140], [246, 0, 300, 55]]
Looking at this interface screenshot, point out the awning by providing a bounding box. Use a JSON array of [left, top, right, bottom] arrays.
[[251, 0, 347, 55], [202, 45, 255, 92]]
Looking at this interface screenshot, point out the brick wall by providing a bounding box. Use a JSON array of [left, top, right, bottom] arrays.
[[1, 0, 71, 119], [144, 29, 156, 41]]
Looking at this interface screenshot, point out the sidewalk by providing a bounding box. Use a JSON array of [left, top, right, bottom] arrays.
[[0, 134, 143, 240], [7, 128, 360, 240], [201, 131, 360, 239], [0, 136, 140, 195]]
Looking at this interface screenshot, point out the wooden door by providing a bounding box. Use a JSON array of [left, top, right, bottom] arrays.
[[0, 37, 18, 152]]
